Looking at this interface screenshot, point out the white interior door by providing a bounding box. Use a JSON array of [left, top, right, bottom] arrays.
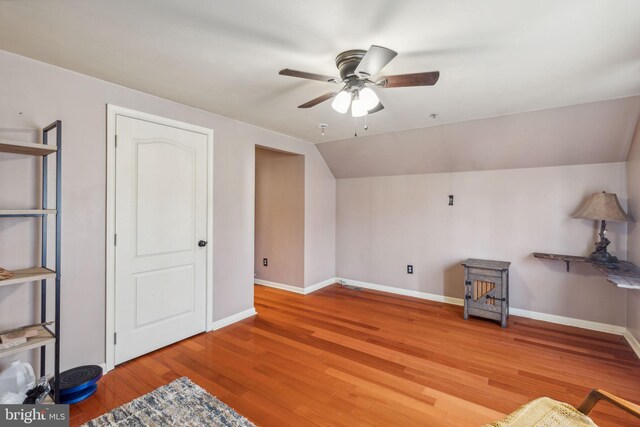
[[115, 115, 208, 364]]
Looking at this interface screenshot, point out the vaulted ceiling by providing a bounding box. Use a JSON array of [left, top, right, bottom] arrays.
[[317, 96, 640, 178], [1, 0, 639, 145]]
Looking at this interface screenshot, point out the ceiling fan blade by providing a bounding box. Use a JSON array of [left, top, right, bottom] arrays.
[[354, 45, 398, 78], [279, 68, 339, 83], [368, 102, 385, 114], [298, 91, 339, 108], [377, 71, 440, 88]]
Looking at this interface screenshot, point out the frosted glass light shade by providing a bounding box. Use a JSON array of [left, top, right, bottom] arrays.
[[359, 87, 379, 111], [331, 91, 351, 114], [351, 98, 368, 117]]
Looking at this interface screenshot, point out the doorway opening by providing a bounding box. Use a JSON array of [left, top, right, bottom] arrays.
[[254, 146, 305, 293]]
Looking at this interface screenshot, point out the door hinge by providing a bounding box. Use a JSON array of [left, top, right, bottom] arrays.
[[114, 332, 117, 345], [115, 134, 118, 147], [114, 234, 117, 246]]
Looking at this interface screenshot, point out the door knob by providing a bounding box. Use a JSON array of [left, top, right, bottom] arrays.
[[198, 240, 208, 247]]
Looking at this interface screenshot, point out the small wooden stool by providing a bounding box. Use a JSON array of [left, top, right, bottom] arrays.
[[462, 258, 510, 327]]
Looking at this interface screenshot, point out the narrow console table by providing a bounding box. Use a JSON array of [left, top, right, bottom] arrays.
[[533, 252, 640, 290]]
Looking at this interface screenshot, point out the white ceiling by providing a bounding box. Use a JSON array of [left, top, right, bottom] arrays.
[[0, 0, 639, 144]]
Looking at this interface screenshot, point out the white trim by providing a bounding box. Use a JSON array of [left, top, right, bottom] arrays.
[[336, 277, 627, 336], [105, 105, 214, 371], [211, 308, 257, 330], [624, 328, 640, 359], [255, 279, 305, 294], [255, 277, 337, 295], [508, 307, 625, 335], [305, 277, 338, 294], [339, 278, 465, 306]]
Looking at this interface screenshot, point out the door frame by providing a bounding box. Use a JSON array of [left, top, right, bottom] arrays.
[[105, 105, 214, 372]]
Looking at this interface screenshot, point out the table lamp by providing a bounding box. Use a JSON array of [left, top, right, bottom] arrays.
[[573, 191, 633, 265]]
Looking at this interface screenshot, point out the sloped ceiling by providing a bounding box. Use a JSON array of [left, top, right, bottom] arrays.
[[0, 0, 639, 144], [316, 96, 640, 178]]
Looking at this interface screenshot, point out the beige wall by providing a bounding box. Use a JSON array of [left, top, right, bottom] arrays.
[[336, 163, 629, 325], [0, 50, 336, 370], [626, 118, 640, 341], [255, 147, 305, 287], [304, 151, 336, 287]]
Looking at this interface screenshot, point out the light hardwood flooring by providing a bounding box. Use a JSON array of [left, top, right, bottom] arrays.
[[71, 284, 640, 426]]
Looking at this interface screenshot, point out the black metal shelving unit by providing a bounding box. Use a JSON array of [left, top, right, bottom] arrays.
[[0, 120, 62, 403]]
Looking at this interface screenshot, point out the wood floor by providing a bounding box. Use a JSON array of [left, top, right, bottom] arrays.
[[71, 284, 640, 426]]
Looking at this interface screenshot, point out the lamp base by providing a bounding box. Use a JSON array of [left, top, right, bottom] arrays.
[[588, 250, 618, 266], [588, 221, 620, 267]]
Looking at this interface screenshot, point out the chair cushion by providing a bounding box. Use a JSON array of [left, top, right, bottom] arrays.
[[485, 397, 598, 427]]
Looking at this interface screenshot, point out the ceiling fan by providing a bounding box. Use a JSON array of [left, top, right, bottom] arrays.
[[279, 45, 439, 117]]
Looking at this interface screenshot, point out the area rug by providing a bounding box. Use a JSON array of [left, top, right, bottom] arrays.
[[82, 377, 255, 427]]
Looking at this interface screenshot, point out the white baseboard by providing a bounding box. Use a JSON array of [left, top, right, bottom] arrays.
[[255, 277, 336, 295], [305, 277, 338, 294], [508, 307, 625, 335], [255, 279, 305, 294], [99, 362, 109, 374], [338, 277, 465, 306], [337, 277, 628, 336], [624, 328, 640, 359], [210, 307, 257, 331]]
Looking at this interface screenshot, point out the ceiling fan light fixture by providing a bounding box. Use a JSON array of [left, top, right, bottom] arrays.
[[279, 45, 440, 119], [331, 90, 351, 114], [359, 87, 379, 111], [351, 97, 368, 118]]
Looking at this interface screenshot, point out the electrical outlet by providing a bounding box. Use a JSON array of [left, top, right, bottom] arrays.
[[407, 265, 413, 274], [263, 258, 268, 267], [448, 195, 454, 206]]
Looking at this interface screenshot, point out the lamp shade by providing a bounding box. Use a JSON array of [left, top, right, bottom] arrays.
[[573, 191, 633, 223]]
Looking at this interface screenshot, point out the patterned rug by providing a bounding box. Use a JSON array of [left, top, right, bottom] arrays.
[[82, 377, 255, 427]]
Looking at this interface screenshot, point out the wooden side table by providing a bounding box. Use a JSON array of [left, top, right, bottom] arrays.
[[462, 258, 510, 327]]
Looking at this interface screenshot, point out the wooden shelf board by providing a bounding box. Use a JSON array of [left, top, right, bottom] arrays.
[[0, 209, 57, 217], [0, 327, 55, 358], [534, 251, 640, 290], [533, 252, 588, 263], [0, 139, 57, 156], [0, 267, 56, 287]]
